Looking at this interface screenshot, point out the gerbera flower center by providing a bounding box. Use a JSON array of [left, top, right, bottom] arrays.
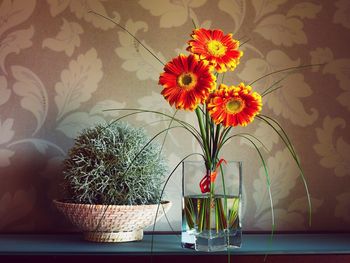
[[207, 40, 227, 57], [177, 72, 197, 90], [226, 98, 244, 114]]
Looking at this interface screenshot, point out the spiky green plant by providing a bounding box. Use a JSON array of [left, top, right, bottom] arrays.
[[62, 122, 168, 205]]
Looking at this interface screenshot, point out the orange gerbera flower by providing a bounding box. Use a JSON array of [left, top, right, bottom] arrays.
[[187, 28, 243, 73], [207, 83, 262, 127], [159, 54, 216, 111]]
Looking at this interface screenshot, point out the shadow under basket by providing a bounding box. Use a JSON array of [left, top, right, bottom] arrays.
[[53, 199, 172, 242]]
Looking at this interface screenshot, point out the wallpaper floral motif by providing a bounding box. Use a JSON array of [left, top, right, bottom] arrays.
[[0, 0, 349, 233]]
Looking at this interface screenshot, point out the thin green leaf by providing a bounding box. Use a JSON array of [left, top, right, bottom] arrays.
[[221, 133, 275, 235], [257, 115, 312, 226], [261, 73, 289, 96], [258, 115, 296, 155], [89, 10, 165, 66], [262, 85, 283, 97], [106, 108, 202, 144], [196, 108, 211, 168], [220, 72, 226, 85], [139, 119, 172, 129], [191, 19, 197, 29], [249, 63, 326, 86], [237, 134, 275, 238], [217, 126, 232, 155], [122, 125, 183, 177], [221, 132, 270, 153], [151, 152, 205, 253], [159, 110, 178, 158], [239, 38, 250, 47]]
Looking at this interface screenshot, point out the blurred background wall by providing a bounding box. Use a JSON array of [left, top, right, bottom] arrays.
[[0, 0, 349, 233]]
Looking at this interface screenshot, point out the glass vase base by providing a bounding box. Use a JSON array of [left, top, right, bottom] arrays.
[[181, 161, 243, 252], [181, 229, 242, 251], [228, 229, 242, 248], [195, 233, 227, 252]]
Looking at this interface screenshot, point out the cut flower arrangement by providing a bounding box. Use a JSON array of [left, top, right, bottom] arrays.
[[91, 11, 313, 252], [156, 28, 311, 251]]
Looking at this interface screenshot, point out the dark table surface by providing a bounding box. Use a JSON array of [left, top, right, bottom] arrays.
[[0, 233, 349, 256]]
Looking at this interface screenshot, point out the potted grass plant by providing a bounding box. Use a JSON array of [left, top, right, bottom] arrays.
[[54, 121, 171, 242]]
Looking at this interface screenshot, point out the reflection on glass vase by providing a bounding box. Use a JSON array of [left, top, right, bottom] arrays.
[[181, 160, 242, 252]]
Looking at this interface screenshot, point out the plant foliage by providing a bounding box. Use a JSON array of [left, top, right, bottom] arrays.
[[62, 122, 168, 205]]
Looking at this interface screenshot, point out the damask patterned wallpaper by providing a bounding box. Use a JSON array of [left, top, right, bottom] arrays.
[[0, 0, 349, 233]]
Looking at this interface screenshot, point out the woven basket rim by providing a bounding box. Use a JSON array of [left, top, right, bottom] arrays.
[[53, 199, 171, 208], [53, 198, 172, 241]]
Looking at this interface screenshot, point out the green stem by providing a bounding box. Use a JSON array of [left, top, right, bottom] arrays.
[[218, 163, 228, 228], [213, 124, 221, 162], [215, 199, 219, 232], [217, 127, 232, 154], [195, 108, 211, 168], [204, 106, 212, 166]]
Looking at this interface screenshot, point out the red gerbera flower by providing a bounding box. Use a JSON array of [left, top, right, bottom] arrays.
[[159, 54, 216, 111], [187, 28, 243, 73], [207, 83, 262, 127]]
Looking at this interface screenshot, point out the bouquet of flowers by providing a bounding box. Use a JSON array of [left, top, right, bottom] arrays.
[[90, 11, 312, 251], [158, 28, 261, 193], [157, 28, 275, 250]]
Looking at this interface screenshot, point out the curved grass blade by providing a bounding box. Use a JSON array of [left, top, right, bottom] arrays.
[[257, 115, 294, 154], [228, 198, 239, 228], [93, 125, 183, 233], [219, 72, 226, 85], [239, 38, 250, 47], [191, 19, 197, 29], [159, 109, 178, 158], [185, 197, 195, 229], [105, 109, 204, 151], [257, 115, 312, 226], [221, 132, 270, 153], [262, 85, 283, 97], [220, 133, 275, 236], [122, 126, 184, 177], [117, 112, 202, 148], [88, 10, 165, 66], [150, 153, 205, 255], [234, 133, 275, 261], [236, 134, 275, 239], [105, 108, 202, 140], [261, 73, 290, 96], [216, 130, 275, 258], [139, 119, 172, 129], [217, 126, 232, 156], [249, 63, 325, 86], [195, 107, 211, 168]]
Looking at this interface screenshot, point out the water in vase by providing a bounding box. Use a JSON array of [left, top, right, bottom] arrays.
[[181, 194, 242, 251]]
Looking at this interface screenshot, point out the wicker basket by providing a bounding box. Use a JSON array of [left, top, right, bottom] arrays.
[[53, 199, 172, 242]]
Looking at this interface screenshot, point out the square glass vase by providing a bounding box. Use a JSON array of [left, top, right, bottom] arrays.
[[181, 160, 242, 252]]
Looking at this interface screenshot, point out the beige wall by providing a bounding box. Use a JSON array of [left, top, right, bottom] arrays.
[[0, 0, 349, 233]]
